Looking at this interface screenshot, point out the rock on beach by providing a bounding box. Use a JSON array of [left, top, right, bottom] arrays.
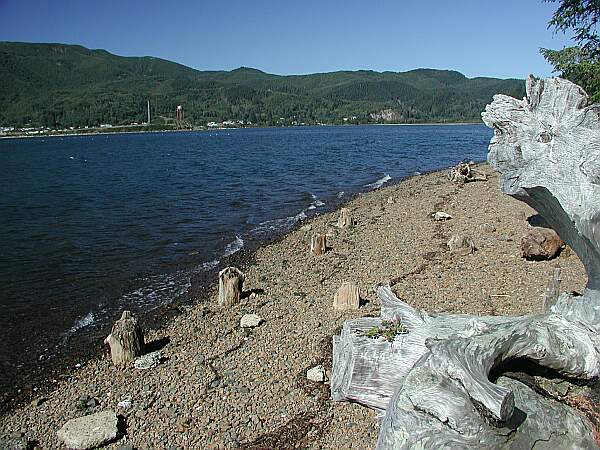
[[56, 410, 118, 449]]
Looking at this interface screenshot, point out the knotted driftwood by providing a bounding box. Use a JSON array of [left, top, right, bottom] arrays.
[[332, 76, 600, 449], [447, 161, 487, 184]]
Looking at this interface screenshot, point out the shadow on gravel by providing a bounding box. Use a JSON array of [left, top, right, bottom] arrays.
[[144, 336, 170, 353]]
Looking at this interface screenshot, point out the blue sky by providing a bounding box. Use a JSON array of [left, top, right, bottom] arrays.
[[0, 0, 573, 79]]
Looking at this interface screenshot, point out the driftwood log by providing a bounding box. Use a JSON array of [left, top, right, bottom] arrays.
[[104, 310, 145, 367], [332, 76, 600, 449], [310, 233, 327, 256], [218, 266, 245, 306]]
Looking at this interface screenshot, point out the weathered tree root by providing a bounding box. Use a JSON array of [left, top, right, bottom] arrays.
[[333, 76, 600, 449]]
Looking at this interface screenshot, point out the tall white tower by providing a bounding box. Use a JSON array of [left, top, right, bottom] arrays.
[[147, 100, 151, 125]]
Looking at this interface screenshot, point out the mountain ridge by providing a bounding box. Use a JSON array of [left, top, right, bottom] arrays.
[[0, 41, 526, 127]]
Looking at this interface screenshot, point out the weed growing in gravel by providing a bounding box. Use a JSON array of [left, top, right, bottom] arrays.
[[360, 318, 408, 342]]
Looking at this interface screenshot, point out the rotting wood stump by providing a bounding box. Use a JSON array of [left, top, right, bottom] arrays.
[[104, 310, 145, 367], [218, 266, 245, 306], [332, 76, 600, 449], [333, 282, 360, 310], [311, 233, 327, 256]]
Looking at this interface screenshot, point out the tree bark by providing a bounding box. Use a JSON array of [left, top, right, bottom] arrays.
[[218, 266, 245, 306], [332, 77, 600, 449], [104, 310, 145, 367]]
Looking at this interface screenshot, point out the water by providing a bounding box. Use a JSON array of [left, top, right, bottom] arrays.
[[0, 124, 491, 399]]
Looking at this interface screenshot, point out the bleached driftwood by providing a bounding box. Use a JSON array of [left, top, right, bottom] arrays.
[[332, 77, 600, 449], [447, 162, 487, 184], [104, 310, 145, 367], [337, 208, 354, 228], [543, 268, 562, 312], [218, 266, 245, 306]]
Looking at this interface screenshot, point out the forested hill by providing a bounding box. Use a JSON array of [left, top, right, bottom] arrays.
[[0, 42, 525, 128]]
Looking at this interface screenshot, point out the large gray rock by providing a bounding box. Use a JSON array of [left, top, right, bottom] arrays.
[[56, 410, 118, 449]]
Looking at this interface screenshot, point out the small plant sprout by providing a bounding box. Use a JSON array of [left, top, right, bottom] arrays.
[[360, 317, 408, 342]]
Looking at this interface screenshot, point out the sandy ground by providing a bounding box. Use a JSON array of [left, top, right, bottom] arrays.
[[0, 164, 586, 449]]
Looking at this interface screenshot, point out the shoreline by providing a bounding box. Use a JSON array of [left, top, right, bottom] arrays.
[[0, 121, 485, 140], [0, 162, 586, 449], [0, 161, 406, 413]]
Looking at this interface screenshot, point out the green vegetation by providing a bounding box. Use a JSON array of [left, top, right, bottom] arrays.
[[541, 0, 600, 101], [0, 42, 525, 128], [360, 319, 409, 342]]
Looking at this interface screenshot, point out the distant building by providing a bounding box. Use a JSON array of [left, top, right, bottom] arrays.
[[99, 124, 113, 128]]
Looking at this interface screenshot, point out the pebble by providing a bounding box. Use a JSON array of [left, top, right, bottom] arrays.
[[240, 314, 263, 328], [134, 350, 162, 370], [307, 365, 326, 382]]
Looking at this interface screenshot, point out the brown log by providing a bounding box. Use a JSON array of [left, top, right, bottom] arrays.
[[104, 310, 145, 367], [333, 282, 360, 310], [310, 234, 327, 256], [218, 266, 245, 306], [337, 208, 354, 228], [521, 226, 564, 260]]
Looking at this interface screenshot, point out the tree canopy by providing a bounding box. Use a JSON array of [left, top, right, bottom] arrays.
[[542, 0, 600, 100]]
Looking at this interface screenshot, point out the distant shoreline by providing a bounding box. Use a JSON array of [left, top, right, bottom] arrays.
[[0, 121, 485, 140]]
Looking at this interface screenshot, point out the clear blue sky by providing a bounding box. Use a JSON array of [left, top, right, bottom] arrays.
[[0, 0, 574, 79]]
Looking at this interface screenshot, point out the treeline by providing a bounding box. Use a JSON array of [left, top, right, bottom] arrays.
[[0, 42, 526, 128]]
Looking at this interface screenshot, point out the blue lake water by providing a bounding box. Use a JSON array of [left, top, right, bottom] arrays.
[[0, 124, 492, 398]]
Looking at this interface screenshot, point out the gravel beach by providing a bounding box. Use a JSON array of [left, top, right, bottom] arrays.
[[0, 163, 586, 449]]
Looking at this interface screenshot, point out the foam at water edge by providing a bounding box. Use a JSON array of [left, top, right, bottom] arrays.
[[251, 210, 307, 236], [69, 311, 95, 333], [223, 235, 244, 257], [365, 174, 391, 189], [201, 259, 220, 271], [308, 194, 326, 210]]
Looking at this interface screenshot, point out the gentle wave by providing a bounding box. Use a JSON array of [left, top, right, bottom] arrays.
[[120, 271, 192, 309], [307, 193, 326, 210], [223, 235, 244, 257], [201, 259, 220, 271], [251, 210, 307, 237], [365, 173, 391, 189], [68, 311, 95, 333]]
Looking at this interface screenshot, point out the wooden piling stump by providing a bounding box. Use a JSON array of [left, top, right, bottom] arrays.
[[218, 266, 245, 306]]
